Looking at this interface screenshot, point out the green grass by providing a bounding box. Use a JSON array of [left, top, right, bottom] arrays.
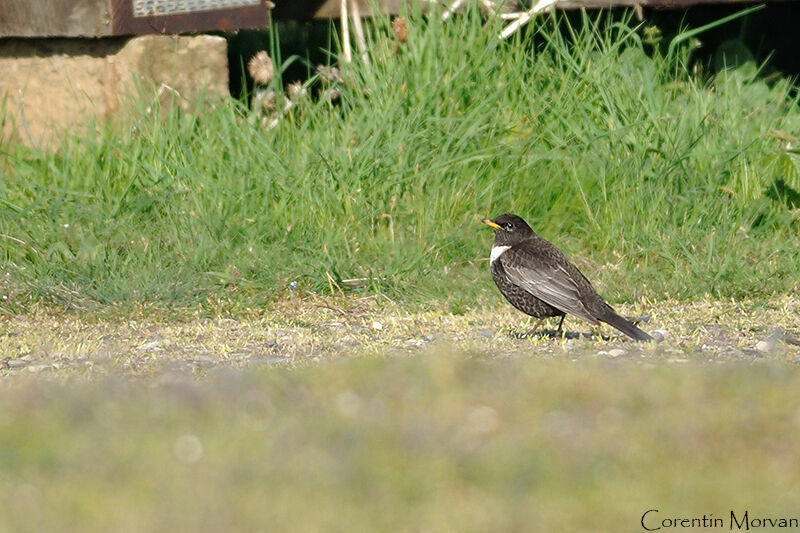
[[1, 353, 799, 531], [2, 8, 800, 315]]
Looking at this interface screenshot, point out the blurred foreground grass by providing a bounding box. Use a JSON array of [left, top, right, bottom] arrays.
[[1, 298, 799, 531], [1, 351, 799, 531]]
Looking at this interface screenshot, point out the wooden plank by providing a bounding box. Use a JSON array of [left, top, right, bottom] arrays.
[[110, 0, 270, 35], [0, 0, 791, 37], [556, 0, 784, 7], [0, 0, 271, 37], [276, 0, 791, 18], [0, 0, 113, 37], [311, 0, 407, 18]]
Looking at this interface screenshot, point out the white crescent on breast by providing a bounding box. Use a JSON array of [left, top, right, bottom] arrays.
[[490, 245, 511, 264]]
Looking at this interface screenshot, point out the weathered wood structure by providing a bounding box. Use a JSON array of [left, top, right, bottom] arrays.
[[0, 0, 271, 37]]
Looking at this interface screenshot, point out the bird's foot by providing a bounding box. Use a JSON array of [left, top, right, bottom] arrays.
[[626, 315, 651, 326]]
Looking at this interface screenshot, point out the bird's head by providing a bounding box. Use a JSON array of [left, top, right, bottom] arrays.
[[482, 213, 535, 245]]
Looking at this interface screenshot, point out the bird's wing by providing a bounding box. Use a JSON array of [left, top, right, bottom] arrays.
[[499, 246, 599, 324]]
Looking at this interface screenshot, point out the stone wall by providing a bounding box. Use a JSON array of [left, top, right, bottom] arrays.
[[0, 34, 228, 150]]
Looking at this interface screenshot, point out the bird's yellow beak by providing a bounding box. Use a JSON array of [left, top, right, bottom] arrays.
[[482, 218, 502, 230]]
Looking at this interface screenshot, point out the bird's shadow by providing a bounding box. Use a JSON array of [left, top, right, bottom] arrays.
[[509, 328, 612, 341]]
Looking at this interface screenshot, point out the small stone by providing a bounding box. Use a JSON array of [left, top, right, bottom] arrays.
[[6, 359, 27, 369], [26, 364, 53, 373], [756, 329, 784, 353], [217, 318, 239, 326], [607, 349, 626, 358], [755, 339, 776, 353], [243, 356, 286, 366], [136, 340, 163, 352], [371, 321, 383, 330], [651, 329, 670, 343]]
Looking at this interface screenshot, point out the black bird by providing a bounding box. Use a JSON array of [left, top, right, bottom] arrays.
[[482, 213, 652, 341]]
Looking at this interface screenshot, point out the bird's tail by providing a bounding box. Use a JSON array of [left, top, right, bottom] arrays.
[[598, 309, 653, 341]]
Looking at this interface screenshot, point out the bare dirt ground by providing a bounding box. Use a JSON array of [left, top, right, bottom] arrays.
[[2, 295, 799, 379]]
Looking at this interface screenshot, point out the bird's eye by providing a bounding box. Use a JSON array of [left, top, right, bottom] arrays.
[[505, 223, 513, 230]]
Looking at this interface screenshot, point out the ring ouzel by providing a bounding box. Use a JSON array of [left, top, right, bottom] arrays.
[[483, 213, 652, 341]]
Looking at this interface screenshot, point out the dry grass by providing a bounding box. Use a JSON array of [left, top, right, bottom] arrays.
[[2, 296, 799, 378]]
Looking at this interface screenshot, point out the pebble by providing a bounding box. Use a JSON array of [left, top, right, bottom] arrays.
[[371, 321, 383, 330], [136, 340, 164, 352], [26, 364, 55, 373], [650, 329, 670, 343], [755, 341, 772, 353], [756, 330, 784, 353], [607, 349, 626, 358], [241, 356, 287, 366], [261, 356, 289, 365], [404, 338, 425, 347]]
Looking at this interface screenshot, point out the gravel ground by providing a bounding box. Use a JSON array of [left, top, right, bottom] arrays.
[[2, 295, 799, 379]]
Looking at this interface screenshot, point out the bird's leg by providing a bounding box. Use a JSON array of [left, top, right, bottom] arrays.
[[525, 318, 544, 337], [555, 315, 566, 338]]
